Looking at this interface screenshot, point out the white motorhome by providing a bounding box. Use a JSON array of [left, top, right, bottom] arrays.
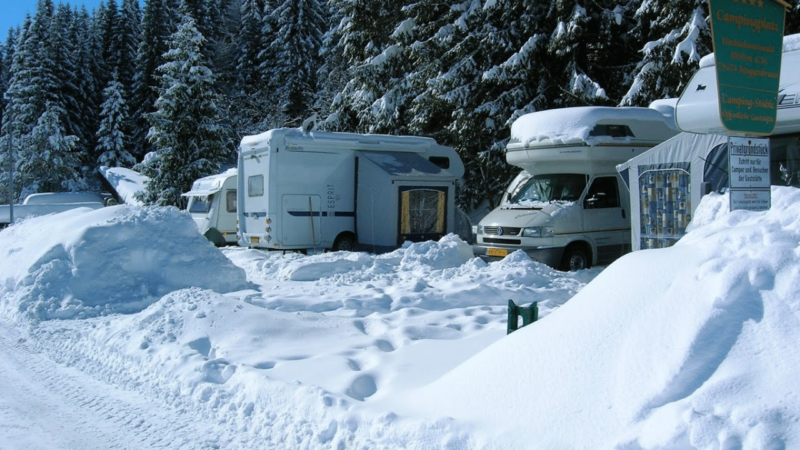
[[237, 128, 464, 253], [182, 168, 238, 246], [472, 106, 678, 270]]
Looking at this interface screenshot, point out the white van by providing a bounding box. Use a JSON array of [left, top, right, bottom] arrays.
[[237, 127, 464, 253], [182, 168, 238, 246], [472, 106, 677, 270]]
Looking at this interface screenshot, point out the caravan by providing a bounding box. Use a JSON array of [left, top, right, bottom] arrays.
[[182, 168, 238, 246], [472, 107, 677, 270], [237, 128, 464, 253]]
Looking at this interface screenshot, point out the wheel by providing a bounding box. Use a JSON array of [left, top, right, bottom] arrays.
[[203, 228, 227, 247], [560, 245, 590, 271], [331, 234, 355, 252]]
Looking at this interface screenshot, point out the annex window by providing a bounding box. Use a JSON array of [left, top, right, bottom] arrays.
[[248, 175, 264, 197], [638, 164, 691, 250]]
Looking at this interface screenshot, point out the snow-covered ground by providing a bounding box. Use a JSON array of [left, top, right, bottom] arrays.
[[1, 187, 799, 449]]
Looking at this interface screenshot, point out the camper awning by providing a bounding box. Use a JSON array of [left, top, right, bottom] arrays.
[[181, 187, 222, 197], [359, 151, 455, 178]]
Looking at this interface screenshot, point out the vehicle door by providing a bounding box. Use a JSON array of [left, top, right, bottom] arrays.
[[581, 176, 629, 264], [282, 194, 322, 248], [217, 189, 238, 237]]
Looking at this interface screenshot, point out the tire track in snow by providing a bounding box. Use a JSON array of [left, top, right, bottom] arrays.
[[0, 322, 221, 450]]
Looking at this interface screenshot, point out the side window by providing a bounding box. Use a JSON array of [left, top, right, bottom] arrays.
[[226, 190, 237, 213], [248, 175, 264, 197], [584, 177, 620, 209]]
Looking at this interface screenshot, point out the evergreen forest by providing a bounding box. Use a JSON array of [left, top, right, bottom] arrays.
[[2, 0, 799, 210]]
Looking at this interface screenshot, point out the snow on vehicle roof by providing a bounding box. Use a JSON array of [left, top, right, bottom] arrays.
[[509, 106, 674, 148], [23, 192, 107, 205], [99, 166, 148, 206], [182, 168, 237, 197], [240, 127, 439, 151]]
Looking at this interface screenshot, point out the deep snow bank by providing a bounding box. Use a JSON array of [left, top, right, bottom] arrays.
[[400, 186, 800, 449], [0, 205, 251, 321]]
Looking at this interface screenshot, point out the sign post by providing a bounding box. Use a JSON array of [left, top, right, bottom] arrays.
[[707, 0, 788, 135]]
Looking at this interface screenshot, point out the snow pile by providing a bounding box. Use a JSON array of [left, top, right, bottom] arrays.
[[0, 205, 251, 321], [400, 186, 800, 449]]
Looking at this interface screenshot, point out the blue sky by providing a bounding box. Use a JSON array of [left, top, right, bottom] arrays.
[[0, 1, 107, 42]]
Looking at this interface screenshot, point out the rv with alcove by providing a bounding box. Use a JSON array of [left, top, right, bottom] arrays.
[[182, 168, 238, 246], [237, 127, 464, 253], [472, 106, 678, 271]]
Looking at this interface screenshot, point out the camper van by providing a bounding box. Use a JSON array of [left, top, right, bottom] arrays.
[[182, 168, 238, 246], [472, 107, 678, 271], [237, 128, 464, 253], [617, 34, 800, 252]]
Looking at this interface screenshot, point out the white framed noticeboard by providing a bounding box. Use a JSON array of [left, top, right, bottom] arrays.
[[728, 136, 771, 212]]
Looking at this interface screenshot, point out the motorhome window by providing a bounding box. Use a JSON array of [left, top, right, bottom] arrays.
[[589, 124, 634, 138], [584, 177, 619, 209], [189, 195, 213, 213], [428, 156, 450, 169], [226, 190, 237, 213], [509, 174, 587, 204], [248, 175, 264, 197]]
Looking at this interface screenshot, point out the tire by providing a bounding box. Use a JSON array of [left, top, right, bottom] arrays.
[[560, 245, 590, 271], [203, 228, 227, 247], [331, 234, 355, 252]]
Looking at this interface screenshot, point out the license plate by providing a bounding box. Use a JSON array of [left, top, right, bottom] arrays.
[[487, 248, 508, 257], [250, 236, 260, 243]]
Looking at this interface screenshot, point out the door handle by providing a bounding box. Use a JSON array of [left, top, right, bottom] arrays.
[[621, 209, 626, 219]]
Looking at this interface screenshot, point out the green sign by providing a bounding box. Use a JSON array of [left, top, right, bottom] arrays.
[[708, 0, 787, 135]]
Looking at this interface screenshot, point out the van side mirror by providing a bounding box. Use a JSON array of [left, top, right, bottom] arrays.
[[584, 192, 606, 208]]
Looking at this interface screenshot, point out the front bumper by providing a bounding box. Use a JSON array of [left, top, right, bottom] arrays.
[[472, 243, 565, 268]]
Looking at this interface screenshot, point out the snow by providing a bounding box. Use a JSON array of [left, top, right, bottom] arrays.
[[2, 186, 800, 448], [509, 106, 669, 147], [99, 165, 149, 206]]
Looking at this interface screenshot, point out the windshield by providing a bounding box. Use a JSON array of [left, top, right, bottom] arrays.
[[188, 194, 214, 213], [508, 174, 587, 204]]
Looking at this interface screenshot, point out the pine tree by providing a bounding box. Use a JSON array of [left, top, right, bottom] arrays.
[[620, 0, 712, 105], [139, 14, 227, 207], [96, 73, 135, 168], [115, 0, 142, 100], [233, 0, 269, 130], [260, 0, 327, 126], [322, 0, 406, 131], [71, 6, 102, 166], [50, 5, 86, 154], [130, 0, 179, 161], [15, 103, 84, 199]]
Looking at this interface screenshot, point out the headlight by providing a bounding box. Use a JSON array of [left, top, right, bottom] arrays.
[[522, 226, 554, 238], [475, 224, 484, 235]]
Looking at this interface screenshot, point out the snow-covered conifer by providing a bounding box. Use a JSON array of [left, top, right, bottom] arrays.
[[139, 14, 226, 207], [96, 74, 135, 168]]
